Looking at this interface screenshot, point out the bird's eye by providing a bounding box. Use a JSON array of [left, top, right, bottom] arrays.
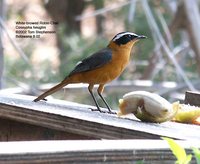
[[128, 34, 131, 38]]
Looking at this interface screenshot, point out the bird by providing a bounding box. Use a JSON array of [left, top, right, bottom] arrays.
[[33, 32, 146, 114]]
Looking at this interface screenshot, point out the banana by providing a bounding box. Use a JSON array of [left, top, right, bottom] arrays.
[[118, 91, 178, 123], [174, 103, 200, 124]]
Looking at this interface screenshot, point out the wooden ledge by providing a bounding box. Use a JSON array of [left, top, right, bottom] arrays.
[[0, 140, 198, 163], [185, 91, 200, 106], [0, 93, 200, 140]]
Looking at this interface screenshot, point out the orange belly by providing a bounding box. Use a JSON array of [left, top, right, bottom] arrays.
[[69, 51, 130, 84]]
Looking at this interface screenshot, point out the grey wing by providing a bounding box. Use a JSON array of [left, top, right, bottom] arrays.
[[68, 47, 112, 77]]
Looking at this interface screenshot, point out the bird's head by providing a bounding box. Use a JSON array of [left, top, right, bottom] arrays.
[[110, 32, 146, 48]]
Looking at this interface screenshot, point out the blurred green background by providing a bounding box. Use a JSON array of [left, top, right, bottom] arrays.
[[1, 0, 200, 109]]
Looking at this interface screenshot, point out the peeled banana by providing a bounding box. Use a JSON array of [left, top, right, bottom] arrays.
[[118, 91, 178, 123]]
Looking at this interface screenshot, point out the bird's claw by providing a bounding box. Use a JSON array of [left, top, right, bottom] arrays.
[[107, 111, 117, 115], [90, 108, 106, 113], [89, 108, 116, 114]]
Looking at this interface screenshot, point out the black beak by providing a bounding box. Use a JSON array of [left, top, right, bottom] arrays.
[[137, 35, 147, 39]]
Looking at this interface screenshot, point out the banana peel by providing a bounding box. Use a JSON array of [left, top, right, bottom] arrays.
[[135, 101, 179, 123], [173, 103, 200, 125], [118, 91, 178, 123], [118, 91, 200, 125]]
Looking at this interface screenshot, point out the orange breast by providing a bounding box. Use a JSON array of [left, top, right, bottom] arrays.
[[69, 46, 132, 85]]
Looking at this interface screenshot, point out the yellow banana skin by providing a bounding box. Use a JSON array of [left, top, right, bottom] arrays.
[[173, 104, 200, 124]]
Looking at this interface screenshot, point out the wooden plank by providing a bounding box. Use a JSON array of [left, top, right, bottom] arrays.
[[0, 140, 198, 163], [0, 93, 200, 140], [0, 118, 94, 141], [185, 91, 200, 106]]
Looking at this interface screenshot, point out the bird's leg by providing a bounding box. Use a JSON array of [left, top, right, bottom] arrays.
[[97, 84, 116, 114], [88, 84, 104, 113]]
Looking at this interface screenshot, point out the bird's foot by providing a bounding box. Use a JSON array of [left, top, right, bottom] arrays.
[[90, 108, 106, 113], [90, 108, 116, 114], [33, 98, 47, 102], [107, 110, 117, 115]]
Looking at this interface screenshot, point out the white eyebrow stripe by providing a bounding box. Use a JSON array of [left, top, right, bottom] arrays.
[[112, 32, 138, 41]]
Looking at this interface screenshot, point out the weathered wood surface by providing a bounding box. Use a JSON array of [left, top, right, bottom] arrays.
[[0, 93, 200, 140], [185, 91, 200, 106], [0, 140, 198, 163], [0, 118, 94, 141]]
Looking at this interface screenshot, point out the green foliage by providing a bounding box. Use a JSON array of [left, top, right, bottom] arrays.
[[4, 54, 32, 87], [193, 148, 200, 164], [135, 161, 144, 164], [162, 137, 192, 164], [162, 138, 200, 164]]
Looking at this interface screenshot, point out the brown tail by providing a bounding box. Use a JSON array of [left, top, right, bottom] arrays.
[[33, 79, 70, 102]]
